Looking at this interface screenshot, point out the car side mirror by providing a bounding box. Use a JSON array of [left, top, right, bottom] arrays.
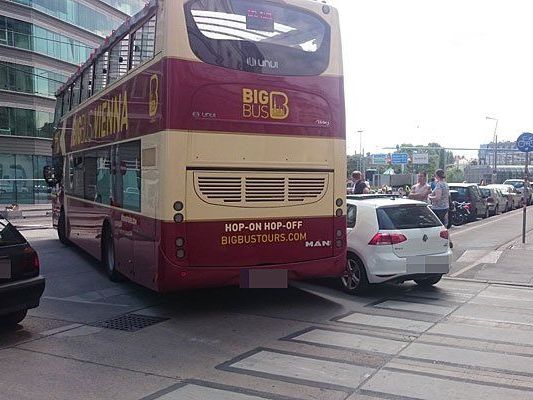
[[43, 166, 59, 187]]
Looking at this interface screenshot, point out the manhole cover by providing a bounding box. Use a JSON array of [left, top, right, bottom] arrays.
[[93, 314, 169, 332]]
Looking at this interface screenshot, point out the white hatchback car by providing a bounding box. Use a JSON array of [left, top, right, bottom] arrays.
[[342, 195, 452, 294]]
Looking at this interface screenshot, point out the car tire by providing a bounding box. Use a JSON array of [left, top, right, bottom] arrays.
[[482, 208, 489, 219], [414, 274, 443, 287], [341, 254, 369, 295], [57, 208, 71, 246], [0, 309, 28, 326], [102, 224, 122, 282]]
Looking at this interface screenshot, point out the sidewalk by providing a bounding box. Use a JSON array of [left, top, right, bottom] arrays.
[[0, 204, 52, 220]]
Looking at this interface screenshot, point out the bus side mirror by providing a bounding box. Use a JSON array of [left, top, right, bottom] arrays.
[[43, 166, 58, 187]]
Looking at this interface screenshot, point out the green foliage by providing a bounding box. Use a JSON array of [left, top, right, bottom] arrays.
[[446, 167, 465, 183]]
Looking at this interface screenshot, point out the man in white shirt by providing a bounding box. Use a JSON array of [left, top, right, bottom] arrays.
[[409, 171, 431, 202]]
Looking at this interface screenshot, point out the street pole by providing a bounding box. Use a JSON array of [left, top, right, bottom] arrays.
[[357, 130, 363, 172], [486, 116, 498, 183], [523, 151, 529, 244]]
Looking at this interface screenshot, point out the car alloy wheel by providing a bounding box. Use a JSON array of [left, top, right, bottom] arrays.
[[341, 255, 368, 294]]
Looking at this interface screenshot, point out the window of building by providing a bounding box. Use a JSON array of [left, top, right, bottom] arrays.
[[131, 15, 156, 69], [0, 107, 54, 138], [108, 35, 130, 84], [0, 62, 67, 97]]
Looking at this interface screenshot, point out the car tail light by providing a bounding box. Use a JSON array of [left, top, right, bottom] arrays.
[[464, 202, 472, 210], [440, 230, 449, 240], [487, 197, 494, 203], [368, 233, 407, 245]]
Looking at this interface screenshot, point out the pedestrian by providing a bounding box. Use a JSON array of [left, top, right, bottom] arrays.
[[351, 170, 370, 194], [429, 177, 436, 191], [409, 171, 431, 202], [479, 179, 485, 186], [429, 169, 450, 225]]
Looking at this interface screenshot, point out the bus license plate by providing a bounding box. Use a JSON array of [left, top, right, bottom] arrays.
[[240, 269, 288, 289], [0, 259, 11, 279]]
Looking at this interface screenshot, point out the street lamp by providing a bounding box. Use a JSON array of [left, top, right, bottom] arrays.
[[486, 116, 498, 183], [357, 130, 363, 172]]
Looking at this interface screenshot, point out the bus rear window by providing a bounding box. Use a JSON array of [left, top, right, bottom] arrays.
[[377, 205, 442, 230], [185, 0, 330, 76]]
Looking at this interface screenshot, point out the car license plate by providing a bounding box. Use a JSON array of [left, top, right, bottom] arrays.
[[406, 255, 450, 274], [240, 269, 288, 289], [0, 258, 11, 279]]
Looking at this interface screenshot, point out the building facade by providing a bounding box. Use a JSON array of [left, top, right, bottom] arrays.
[[478, 140, 527, 168], [0, 0, 145, 204]]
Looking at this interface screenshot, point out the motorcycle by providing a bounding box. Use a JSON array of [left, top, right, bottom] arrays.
[[448, 201, 470, 227]]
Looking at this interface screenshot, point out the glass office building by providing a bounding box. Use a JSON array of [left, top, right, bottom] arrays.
[[0, 0, 145, 204]]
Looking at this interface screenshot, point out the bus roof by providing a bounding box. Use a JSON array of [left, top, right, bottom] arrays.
[[56, 0, 158, 97]]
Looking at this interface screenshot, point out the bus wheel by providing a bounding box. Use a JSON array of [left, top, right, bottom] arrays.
[[102, 225, 122, 282], [58, 209, 71, 246]]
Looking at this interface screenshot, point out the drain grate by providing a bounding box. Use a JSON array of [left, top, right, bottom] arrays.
[[93, 314, 169, 332]]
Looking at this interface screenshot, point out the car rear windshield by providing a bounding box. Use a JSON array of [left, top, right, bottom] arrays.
[[505, 181, 524, 189], [377, 205, 442, 230], [185, 0, 330, 76], [0, 220, 26, 246], [449, 186, 468, 198], [480, 188, 490, 197]]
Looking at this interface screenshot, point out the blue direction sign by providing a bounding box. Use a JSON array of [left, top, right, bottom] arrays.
[[391, 153, 409, 165], [517, 132, 533, 153], [371, 153, 388, 165]]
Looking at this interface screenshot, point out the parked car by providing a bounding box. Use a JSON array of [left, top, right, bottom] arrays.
[[487, 184, 520, 210], [341, 195, 452, 294], [479, 186, 506, 216], [0, 219, 45, 327], [346, 180, 355, 195], [448, 183, 488, 220], [503, 179, 532, 206]]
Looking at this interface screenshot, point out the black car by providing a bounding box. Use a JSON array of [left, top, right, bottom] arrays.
[[0, 219, 45, 326], [448, 183, 489, 221]]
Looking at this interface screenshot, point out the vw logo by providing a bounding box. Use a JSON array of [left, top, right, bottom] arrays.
[[422, 234, 428, 242]]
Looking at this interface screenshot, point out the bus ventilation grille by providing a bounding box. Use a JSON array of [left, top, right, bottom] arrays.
[[195, 173, 328, 207], [92, 314, 169, 332]]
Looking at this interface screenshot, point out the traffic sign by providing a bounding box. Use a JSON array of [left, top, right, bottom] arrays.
[[391, 153, 409, 165], [516, 132, 533, 153], [371, 154, 388, 165], [412, 153, 429, 164]]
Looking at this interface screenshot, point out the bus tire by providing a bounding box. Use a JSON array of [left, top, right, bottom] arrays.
[[102, 224, 122, 282], [58, 208, 71, 246]]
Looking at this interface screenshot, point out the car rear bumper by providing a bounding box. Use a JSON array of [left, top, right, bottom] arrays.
[[0, 276, 45, 316], [365, 251, 451, 284]]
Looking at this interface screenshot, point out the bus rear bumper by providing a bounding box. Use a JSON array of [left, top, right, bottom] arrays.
[[157, 254, 346, 292]]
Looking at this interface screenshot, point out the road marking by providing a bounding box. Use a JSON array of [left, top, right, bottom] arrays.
[[290, 328, 409, 354], [43, 296, 132, 307], [427, 321, 533, 346], [338, 313, 433, 333], [361, 370, 533, 399], [400, 342, 533, 375], [451, 250, 503, 277], [374, 300, 455, 315], [154, 384, 270, 400], [226, 350, 375, 390]]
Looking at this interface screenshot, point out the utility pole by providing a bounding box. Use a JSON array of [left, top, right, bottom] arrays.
[[486, 116, 499, 183], [357, 130, 363, 172]]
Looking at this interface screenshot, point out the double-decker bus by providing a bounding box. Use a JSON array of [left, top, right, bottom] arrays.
[[45, 0, 346, 292]]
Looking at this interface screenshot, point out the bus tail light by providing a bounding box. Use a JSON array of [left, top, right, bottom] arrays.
[[368, 233, 407, 245], [176, 249, 185, 259], [173, 201, 184, 211], [175, 237, 184, 247], [336, 229, 343, 238], [335, 208, 343, 217], [174, 213, 184, 223]]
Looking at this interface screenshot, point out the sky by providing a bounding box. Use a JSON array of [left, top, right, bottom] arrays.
[[328, 0, 533, 158]]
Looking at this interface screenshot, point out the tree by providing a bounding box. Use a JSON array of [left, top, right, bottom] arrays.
[[446, 167, 465, 183]]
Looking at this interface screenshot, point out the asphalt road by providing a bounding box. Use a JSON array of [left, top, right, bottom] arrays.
[[1, 212, 533, 400]]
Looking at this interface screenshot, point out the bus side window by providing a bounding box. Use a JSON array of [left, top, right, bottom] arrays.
[[114, 141, 141, 212]]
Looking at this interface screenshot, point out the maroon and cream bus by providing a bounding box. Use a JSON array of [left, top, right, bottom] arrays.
[[45, 0, 347, 292]]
